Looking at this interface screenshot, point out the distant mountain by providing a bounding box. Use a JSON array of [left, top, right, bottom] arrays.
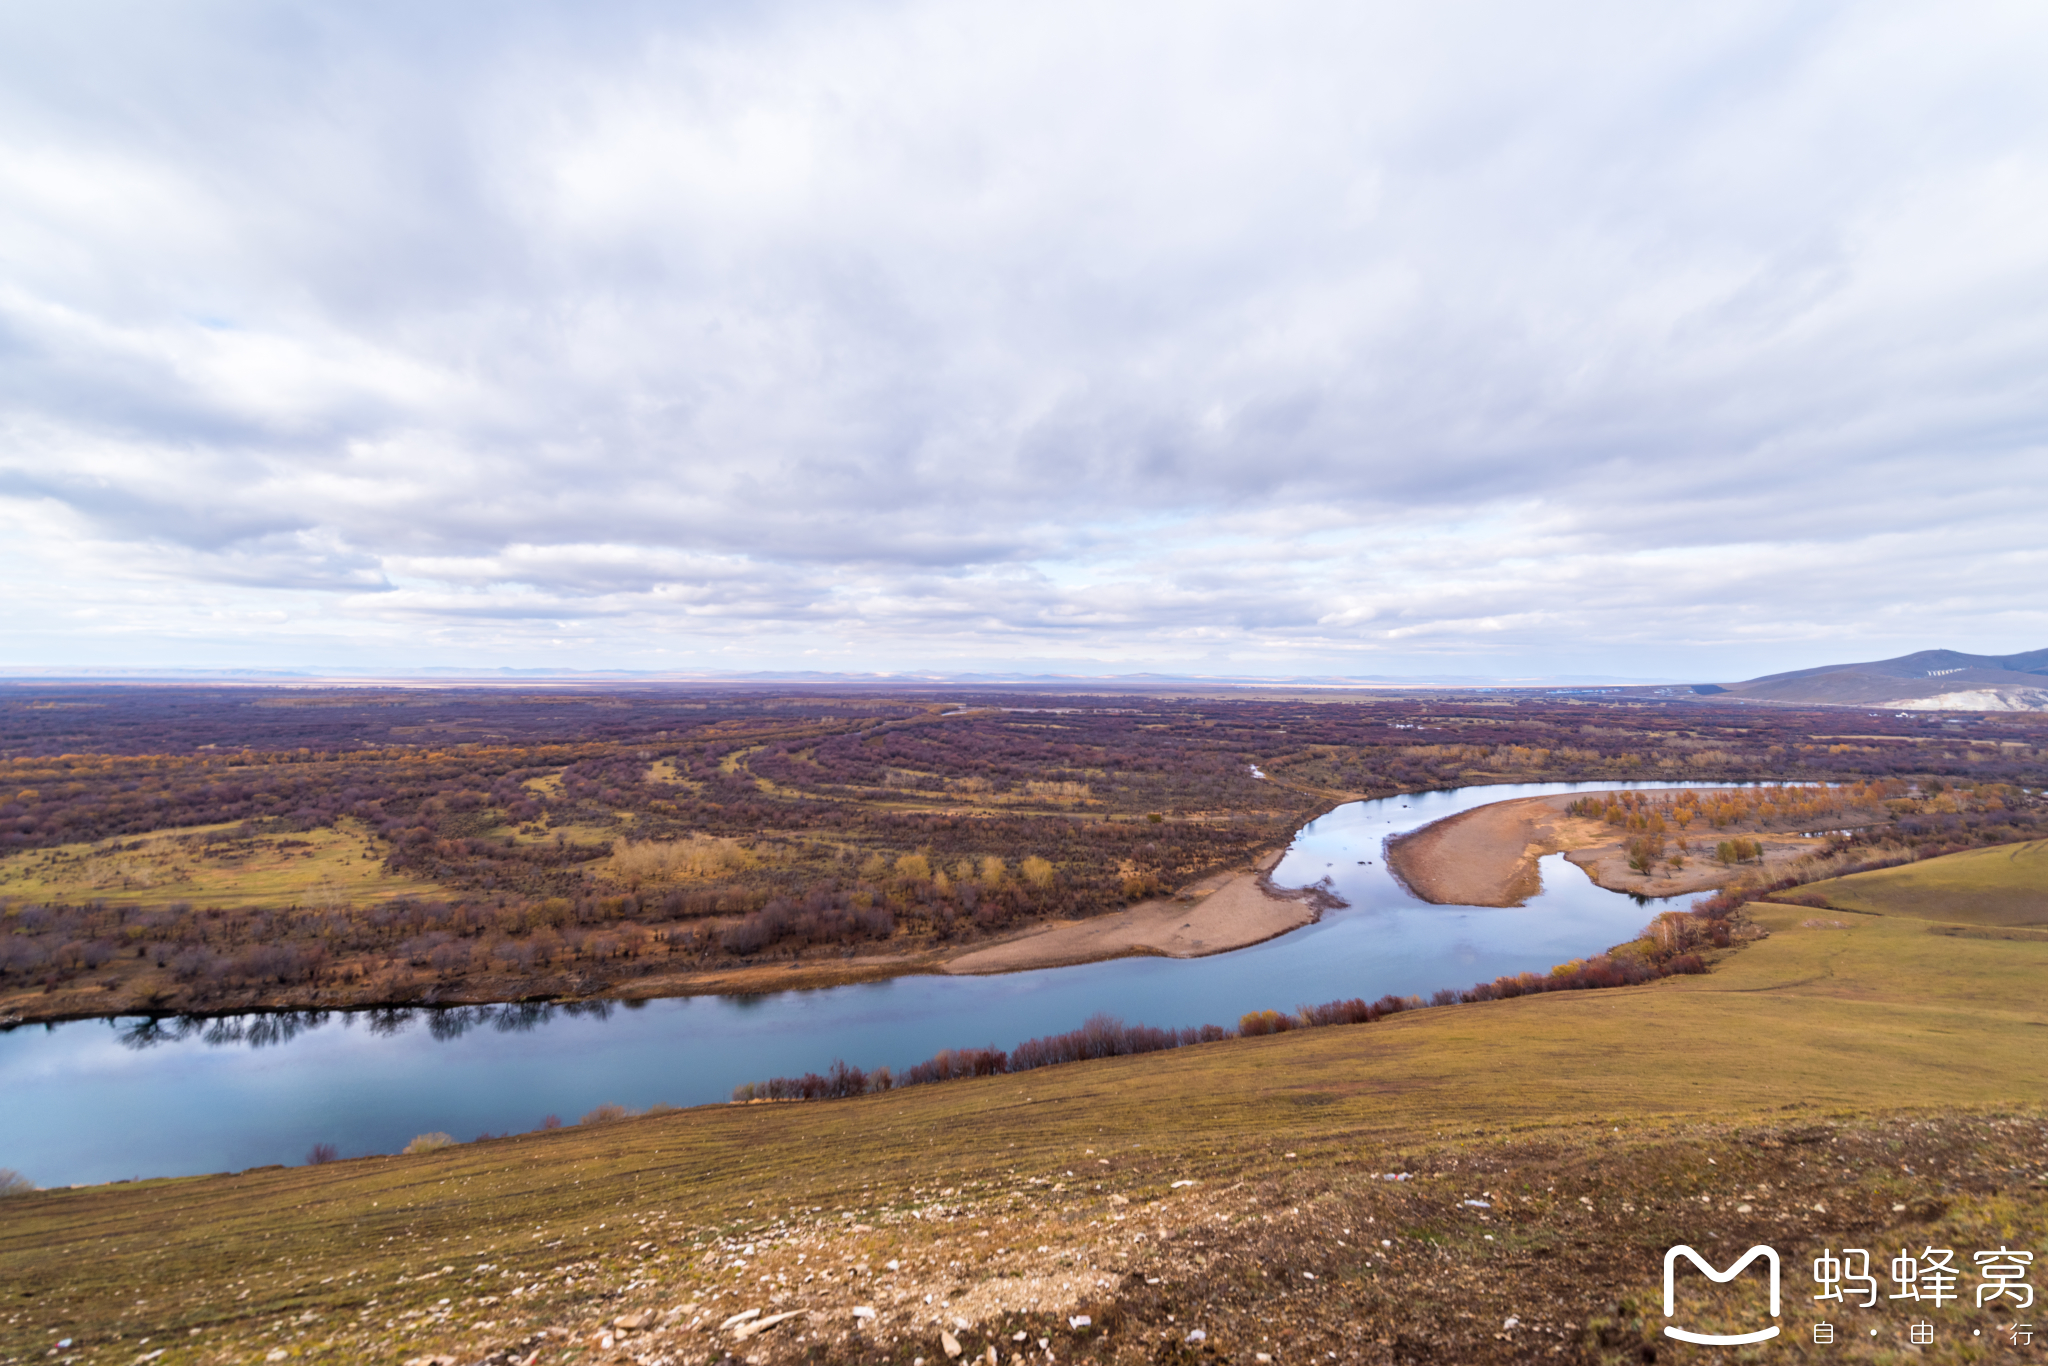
[[1722, 648, 2048, 711]]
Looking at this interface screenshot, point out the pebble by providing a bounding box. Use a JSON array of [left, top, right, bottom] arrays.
[[941, 1329, 963, 1358]]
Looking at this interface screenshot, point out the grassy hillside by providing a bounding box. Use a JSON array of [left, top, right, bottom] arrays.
[[1798, 838, 2048, 926], [4, 902, 2046, 1364]]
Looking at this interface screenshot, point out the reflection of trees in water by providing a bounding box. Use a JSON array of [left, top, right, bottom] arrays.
[[116, 1011, 332, 1050], [113, 999, 615, 1050]]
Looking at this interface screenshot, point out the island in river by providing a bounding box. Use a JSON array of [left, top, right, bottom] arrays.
[[1385, 785, 1890, 907]]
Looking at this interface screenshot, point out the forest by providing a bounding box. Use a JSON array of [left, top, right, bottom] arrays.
[[3, 683, 2046, 1022]]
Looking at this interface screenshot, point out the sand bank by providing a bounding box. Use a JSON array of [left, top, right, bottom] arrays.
[[1386, 791, 1826, 906], [940, 853, 1335, 975]]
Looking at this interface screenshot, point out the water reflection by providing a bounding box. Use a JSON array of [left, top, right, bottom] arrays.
[[114, 1000, 620, 1050]]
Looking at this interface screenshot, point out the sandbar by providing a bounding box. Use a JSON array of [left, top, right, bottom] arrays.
[[1386, 791, 1829, 907], [940, 853, 1334, 975]]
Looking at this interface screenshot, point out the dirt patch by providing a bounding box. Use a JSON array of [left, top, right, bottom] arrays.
[[941, 853, 1335, 974]]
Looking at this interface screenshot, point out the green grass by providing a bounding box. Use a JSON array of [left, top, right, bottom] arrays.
[[1800, 838, 2048, 926]]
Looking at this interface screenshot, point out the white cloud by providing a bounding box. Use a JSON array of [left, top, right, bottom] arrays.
[[2, 0, 2046, 678]]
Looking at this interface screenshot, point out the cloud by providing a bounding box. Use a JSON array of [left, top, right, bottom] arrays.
[[2, 0, 2046, 676]]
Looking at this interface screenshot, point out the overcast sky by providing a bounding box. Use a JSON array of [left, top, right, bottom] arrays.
[[3, 1, 2045, 680]]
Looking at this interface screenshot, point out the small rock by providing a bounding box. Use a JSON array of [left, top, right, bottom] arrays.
[[1171, 1180, 1196, 1188], [1068, 1315, 1092, 1329], [941, 1329, 963, 1358], [720, 1307, 763, 1331], [1185, 1329, 1207, 1344], [886, 1259, 901, 1270], [985, 1347, 998, 1366], [615, 1309, 656, 1330], [1108, 1194, 1129, 1206], [1013, 1331, 1027, 1341], [734, 1310, 806, 1341], [854, 1306, 877, 1320], [1504, 1316, 1520, 1329]]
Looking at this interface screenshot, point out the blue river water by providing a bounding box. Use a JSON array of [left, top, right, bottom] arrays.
[[0, 781, 1720, 1187]]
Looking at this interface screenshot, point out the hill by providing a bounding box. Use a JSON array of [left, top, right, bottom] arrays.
[[1721, 647, 2048, 710], [5, 894, 2046, 1364], [1794, 838, 2048, 928]]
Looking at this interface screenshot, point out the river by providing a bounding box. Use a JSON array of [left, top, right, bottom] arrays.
[[0, 780, 1724, 1187]]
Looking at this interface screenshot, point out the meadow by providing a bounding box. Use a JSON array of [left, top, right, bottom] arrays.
[[1797, 838, 2048, 927]]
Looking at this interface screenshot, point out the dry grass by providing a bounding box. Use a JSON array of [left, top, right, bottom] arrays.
[[0, 819, 443, 912], [1799, 839, 2048, 927], [4, 900, 2047, 1362]]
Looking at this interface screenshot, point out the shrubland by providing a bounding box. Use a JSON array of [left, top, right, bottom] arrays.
[[2, 685, 2046, 1021]]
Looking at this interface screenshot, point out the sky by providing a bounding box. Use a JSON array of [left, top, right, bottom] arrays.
[[2, 1, 2046, 682]]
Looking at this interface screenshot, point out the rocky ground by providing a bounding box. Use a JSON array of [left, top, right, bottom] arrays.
[[46, 1111, 2034, 1366]]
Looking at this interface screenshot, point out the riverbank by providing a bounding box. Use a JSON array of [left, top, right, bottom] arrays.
[[1386, 789, 1837, 906]]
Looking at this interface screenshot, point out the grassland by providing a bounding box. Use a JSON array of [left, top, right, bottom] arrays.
[[0, 820, 444, 912], [1799, 838, 2048, 927], [5, 897, 2046, 1365]]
